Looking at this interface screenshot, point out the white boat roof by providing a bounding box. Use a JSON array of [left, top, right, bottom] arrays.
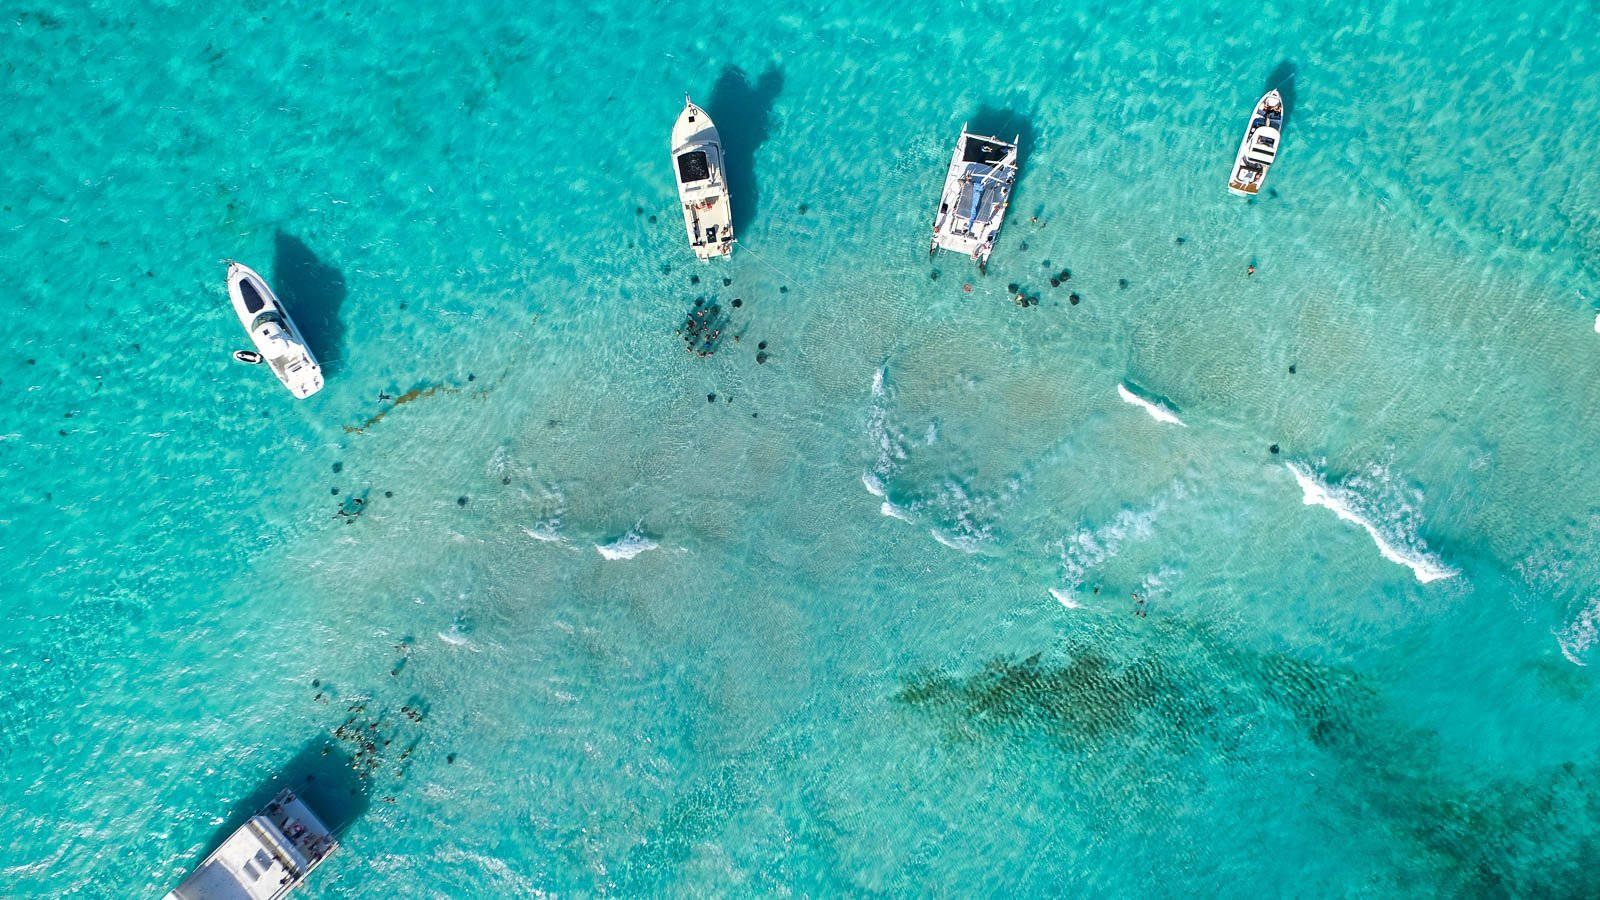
[[165, 791, 334, 900]]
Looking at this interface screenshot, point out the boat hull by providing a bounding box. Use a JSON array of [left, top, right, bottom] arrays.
[[227, 262, 324, 399], [1228, 90, 1284, 196], [930, 128, 1019, 270], [670, 98, 734, 259]]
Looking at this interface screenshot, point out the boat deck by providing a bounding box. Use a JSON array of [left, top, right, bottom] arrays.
[[165, 790, 334, 900]]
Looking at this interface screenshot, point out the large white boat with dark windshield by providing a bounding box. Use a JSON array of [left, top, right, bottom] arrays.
[[671, 95, 734, 259], [930, 127, 1019, 271], [227, 261, 323, 399], [164, 788, 337, 900], [1227, 90, 1284, 196]]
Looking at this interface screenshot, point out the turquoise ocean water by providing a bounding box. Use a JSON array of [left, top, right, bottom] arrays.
[[5, 0, 1600, 894]]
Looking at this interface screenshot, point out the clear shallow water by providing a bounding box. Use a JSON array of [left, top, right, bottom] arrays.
[[4, 0, 1600, 894]]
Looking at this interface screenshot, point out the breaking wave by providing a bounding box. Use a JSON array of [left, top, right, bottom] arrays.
[[520, 482, 568, 545], [930, 527, 984, 554], [1557, 595, 1600, 666], [1047, 485, 1178, 604], [859, 365, 1007, 554], [1048, 587, 1084, 609], [1117, 383, 1185, 427], [863, 365, 910, 492], [1284, 461, 1456, 584], [522, 525, 567, 545], [595, 528, 659, 561], [1518, 517, 1600, 665], [881, 500, 915, 523]]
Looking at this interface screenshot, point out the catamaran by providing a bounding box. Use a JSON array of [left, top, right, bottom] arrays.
[[1227, 90, 1284, 196], [227, 262, 324, 399], [930, 127, 1019, 271], [671, 95, 734, 259], [164, 789, 337, 900]]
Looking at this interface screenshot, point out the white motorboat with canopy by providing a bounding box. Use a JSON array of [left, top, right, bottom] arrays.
[[930, 127, 1019, 271], [1228, 90, 1284, 196], [671, 95, 734, 259], [227, 261, 324, 399]]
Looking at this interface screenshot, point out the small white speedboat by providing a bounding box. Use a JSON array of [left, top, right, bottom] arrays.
[[164, 788, 336, 900], [227, 262, 324, 399], [1228, 90, 1284, 197], [930, 127, 1019, 271], [671, 95, 734, 260]]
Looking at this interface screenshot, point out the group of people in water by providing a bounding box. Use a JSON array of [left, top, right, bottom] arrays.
[[680, 297, 732, 355]]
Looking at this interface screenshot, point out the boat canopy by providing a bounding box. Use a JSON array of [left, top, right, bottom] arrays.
[[677, 150, 710, 183], [1246, 127, 1280, 163]]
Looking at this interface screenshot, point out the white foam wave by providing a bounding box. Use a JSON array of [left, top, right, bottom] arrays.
[[522, 525, 567, 545], [865, 367, 908, 485], [863, 366, 999, 553], [519, 482, 568, 546], [1284, 462, 1456, 584], [1594, 312, 1599, 334], [1117, 383, 1185, 427], [930, 528, 983, 554], [486, 445, 516, 481], [1060, 503, 1162, 589], [1137, 565, 1181, 598], [437, 629, 473, 648], [863, 364, 917, 520], [1049, 587, 1084, 609], [928, 480, 994, 551], [595, 529, 659, 561], [881, 501, 915, 522], [1557, 595, 1600, 666]]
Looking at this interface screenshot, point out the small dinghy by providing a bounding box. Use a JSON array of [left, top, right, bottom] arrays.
[[930, 127, 1019, 271], [227, 262, 324, 399], [671, 95, 734, 259], [1228, 90, 1284, 197]]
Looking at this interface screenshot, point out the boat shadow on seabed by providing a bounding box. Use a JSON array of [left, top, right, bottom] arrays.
[[192, 735, 373, 857], [706, 64, 783, 237], [272, 230, 348, 376]]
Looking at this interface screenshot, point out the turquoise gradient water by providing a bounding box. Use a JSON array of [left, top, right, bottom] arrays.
[[4, 0, 1600, 894]]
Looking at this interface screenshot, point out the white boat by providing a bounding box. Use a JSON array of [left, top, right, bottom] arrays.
[[228, 262, 324, 399], [164, 789, 337, 900], [1227, 90, 1284, 197], [930, 127, 1019, 271], [671, 95, 734, 259]]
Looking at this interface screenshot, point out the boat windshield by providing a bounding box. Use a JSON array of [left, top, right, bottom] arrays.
[[677, 150, 711, 183], [252, 311, 287, 332], [239, 278, 268, 314]]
